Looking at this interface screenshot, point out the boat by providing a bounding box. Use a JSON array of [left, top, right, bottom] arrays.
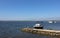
[[33, 23, 43, 29], [48, 21, 56, 23], [48, 21, 53, 23]]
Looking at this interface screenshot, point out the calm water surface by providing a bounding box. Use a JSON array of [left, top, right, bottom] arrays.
[[0, 21, 60, 38]]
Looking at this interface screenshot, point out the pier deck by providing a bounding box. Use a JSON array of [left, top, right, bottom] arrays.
[[21, 28, 60, 36]]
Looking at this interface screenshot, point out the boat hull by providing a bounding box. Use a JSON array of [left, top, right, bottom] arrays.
[[34, 27, 43, 29]]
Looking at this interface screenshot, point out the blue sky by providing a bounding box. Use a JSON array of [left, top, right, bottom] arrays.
[[0, 0, 60, 20]]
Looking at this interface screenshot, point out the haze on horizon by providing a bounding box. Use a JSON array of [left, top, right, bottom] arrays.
[[0, 0, 60, 21]]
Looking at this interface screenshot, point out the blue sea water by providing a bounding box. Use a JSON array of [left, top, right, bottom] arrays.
[[0, 21, 60, 38]]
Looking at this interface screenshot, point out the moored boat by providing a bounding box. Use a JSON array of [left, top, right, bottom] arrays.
[[33, 23, 43, 29]]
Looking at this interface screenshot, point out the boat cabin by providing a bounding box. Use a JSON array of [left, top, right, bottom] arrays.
[[33, 24, 43, 29]]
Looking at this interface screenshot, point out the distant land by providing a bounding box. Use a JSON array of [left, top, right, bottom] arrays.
[[0, 17, 60, 21]]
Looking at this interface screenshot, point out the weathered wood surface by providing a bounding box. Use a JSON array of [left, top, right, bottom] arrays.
[[21, 28, 60, 36]]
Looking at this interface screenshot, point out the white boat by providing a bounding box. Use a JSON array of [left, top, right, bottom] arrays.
[[33, 23, 43, 29], [48, 21, 56, 23]]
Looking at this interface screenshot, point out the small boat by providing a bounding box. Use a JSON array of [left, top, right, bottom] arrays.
[[33, 23, 43, 29], [48, 21, 56, 23], [48, 21, 53, 23]]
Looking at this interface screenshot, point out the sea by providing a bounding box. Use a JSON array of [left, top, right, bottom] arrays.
[[0, 21, 60, 38]]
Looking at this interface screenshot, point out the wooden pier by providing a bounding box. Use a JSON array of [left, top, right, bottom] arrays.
[[21, 28, 60, 36]]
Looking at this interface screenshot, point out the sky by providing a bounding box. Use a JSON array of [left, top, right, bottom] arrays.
[[0, 0, 60, 20]]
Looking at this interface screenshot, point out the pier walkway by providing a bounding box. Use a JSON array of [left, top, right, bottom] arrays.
[[22, 28, 60, 36]]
